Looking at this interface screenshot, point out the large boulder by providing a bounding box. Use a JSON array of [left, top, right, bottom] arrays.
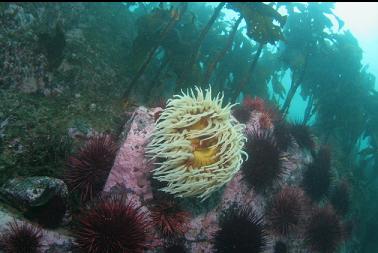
[[0, 176, 68, 228], [103, 106, 270, 252]]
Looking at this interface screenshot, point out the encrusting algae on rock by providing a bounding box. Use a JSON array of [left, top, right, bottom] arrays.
[[146, 86, 248, 200]]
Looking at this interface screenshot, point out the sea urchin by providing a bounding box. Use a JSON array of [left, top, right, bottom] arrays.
[[0, 220, 43, 253], [150, 200, 190, 238], [267, 186, 305, 236], [212, 204, 268, 253], [242, 130, 289, 191], [64, 134, 118, 202], [302, 146, 332, 201], [289, 122, 316, 151], [305, 205, 343, 253], [74, 195, 151, 253]]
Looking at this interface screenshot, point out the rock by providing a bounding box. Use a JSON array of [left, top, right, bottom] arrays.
[[104, 106, 157, 202], [102, 107, 260, 252], [103, 106, 309, 252], [19, 76, 38, 93], [0, 206, 74, 253], [0, 176, 68, 228], [44, 241, 75, 253]]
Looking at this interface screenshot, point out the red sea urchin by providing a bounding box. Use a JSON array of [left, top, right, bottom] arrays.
[[212, 204, 268, 253], [305, 205, 343, 253], [150, 200, 190, 238], [74, 195, 152, 253], [243, 96, 266, 112], [268, 187, 305, 236], [0, 220, 43, 253], [242, 130, 289, 192], [64, 134, 118, 202]]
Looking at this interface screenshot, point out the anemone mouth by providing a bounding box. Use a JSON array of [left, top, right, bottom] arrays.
[[147, 86, 247, 200]]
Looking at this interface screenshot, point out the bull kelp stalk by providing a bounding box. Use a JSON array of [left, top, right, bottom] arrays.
[[231, 43, 264, 102], [227, 2, 287, 102], [123, 3, 188, 99], [203, 16, 243, 86], [303, 93, 316, 124], [147, 57, 170, 100], [280, 49, 309, 117], [176, 2, 225, 91]]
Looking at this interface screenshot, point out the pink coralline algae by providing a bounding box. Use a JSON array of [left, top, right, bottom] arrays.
[[104, 106, 161, 202]]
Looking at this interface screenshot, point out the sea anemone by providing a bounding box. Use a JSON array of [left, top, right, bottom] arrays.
[[305, 205, 343, 253], [274, 241, 288, 253], [330, 180, 350, 216], [150, 200, 190, 238], [289, 122, 316, 151], [212, 204, 268, 253], [0, 220, 43, 253], [64, 134, 118, 202], [74, 195, 151, 253], [302, 146, 332, 201], [242, 130, 289, 191], [267, 187, 305, 236], [147, 86, 247, 200]]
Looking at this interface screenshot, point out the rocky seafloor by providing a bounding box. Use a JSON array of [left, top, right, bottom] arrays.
[[0, 105, 314, 253]]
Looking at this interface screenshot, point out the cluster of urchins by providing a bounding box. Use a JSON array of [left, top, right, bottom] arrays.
[[213, 96, 352, 253], [0, 133, 191, 253], [0, 97, 352, 253]]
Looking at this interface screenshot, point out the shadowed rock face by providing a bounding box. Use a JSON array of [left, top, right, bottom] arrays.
[[0, 176, 68, 228]]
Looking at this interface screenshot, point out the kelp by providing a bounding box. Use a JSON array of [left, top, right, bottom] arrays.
[[226, 2, 286, 45], [226, 2, 286, 101], [124, 3, 188, 99]]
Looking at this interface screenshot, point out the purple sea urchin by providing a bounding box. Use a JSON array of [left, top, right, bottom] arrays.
[[212, 204, 268, 253], [273, 120, 293, 151], [242, 130, 289, 191], [232, 105, 251, 123], [268, 186, 305, 236], [289, 122, 316, 151], [74, 195, 152, 253], [64, 134, 118, 202], [0, 220, 43, 253], [305, 205, 343, 253], [274, 240, 288, 253], [303, 146, 332, 201]]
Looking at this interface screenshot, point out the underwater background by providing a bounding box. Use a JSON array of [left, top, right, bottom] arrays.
[[0, 2, 377, 253]]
